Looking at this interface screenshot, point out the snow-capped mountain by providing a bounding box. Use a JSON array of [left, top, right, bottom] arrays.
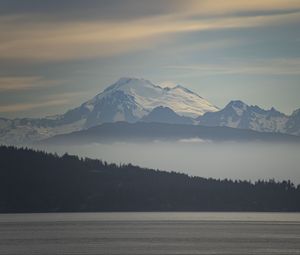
[[0, 77, 218, 144], [81, 77, 218, 127], [1, 77, 299, 145], [197, 100, 291, 133]]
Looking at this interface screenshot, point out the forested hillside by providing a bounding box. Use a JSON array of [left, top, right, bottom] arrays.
[[0, 146, 299, 213]]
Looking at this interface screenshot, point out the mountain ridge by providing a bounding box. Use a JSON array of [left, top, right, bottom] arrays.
[[197, 100, 299, 135], [41, 121, 300, 145]]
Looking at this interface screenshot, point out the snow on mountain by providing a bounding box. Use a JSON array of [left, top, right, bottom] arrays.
[[0, 77, 218, 144], [197, 100, 289, 133], [0, 117, 86, 144], [158, 81, 178, 88], [72, 77, 219, 128], [285, 108, 300, 136]]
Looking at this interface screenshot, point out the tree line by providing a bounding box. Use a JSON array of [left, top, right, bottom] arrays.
[[0, 145, 299, 212]]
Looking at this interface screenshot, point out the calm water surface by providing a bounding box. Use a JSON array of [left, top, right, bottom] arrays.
[[0, 212, 300, 255]]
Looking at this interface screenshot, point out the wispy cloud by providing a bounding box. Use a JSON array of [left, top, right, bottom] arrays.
[[185, 0, 300, 16], [0, 91, 84, 113], [165, 58, 300, 76], [171, 38, 247, 54], [0, 76, 63, 92], [0, 1, 299, 62], [0, 99, 68, 113]]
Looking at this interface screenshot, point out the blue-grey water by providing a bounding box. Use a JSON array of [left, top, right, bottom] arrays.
[[0, 212, 300, 255]]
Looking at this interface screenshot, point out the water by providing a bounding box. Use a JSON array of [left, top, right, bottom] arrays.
[[0, 212, 300, 254]]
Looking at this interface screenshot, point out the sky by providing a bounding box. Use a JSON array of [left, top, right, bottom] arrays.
[[0, 0, 300, 118]]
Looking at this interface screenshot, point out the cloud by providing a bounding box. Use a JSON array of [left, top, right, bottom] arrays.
[[0, 99, 68, 113], [0, 2, 299, 62], [0, 0, 184, 21], [0, 76, 63, 92], [169, 38, 247, 54], [2, 1, 299, 20], [0, 91, 84, 113], [186, 0, 300, 16], [165, 58, 300, 76]]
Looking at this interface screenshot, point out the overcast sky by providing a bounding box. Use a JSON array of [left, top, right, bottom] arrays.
[[1, 0, 300, 118]]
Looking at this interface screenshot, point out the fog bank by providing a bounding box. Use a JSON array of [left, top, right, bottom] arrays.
[[37, 141, 300, 184]]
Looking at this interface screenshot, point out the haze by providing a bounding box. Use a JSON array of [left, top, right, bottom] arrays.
[[37, 141, 300, 185]]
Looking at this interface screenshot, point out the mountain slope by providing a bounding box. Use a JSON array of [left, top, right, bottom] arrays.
[[140, 106, 194, 125], [197, 100, 289, 133], [285, 109, 300, 136]]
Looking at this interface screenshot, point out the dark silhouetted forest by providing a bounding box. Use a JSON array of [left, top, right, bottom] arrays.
[[0, 145, 300, 213]]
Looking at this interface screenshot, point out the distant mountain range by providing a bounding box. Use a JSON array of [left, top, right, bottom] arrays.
[[42, 122, 300, 145], [197, 100, 300, 135], [0, 77, 299, 144]]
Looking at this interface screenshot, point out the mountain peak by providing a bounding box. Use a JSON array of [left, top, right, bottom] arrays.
[[143, 106, 178, 118], [224, 100, 248, 116], [267, 106, 285, 117], [198, 99, 290, 133], [227, 100, 248, 109], [151, 106, 173, 112], [117, 77, 148, 84], [103, 77, 155, 93], [98, 77, 218, 118], [158, 81, 178, 89], [141, 106, 193, 125]]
